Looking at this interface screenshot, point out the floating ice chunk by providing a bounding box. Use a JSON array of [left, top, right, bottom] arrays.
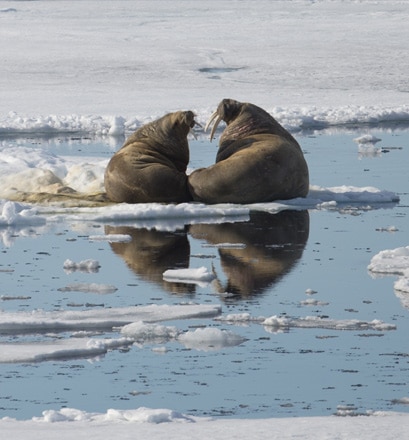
[[163, 267, 215, 285], [300, 299, 329, 306], [392, 397, 409, 405], [63, 259, 101, 273], [0, 200, 46, 227], [202, 242, 246, 249], [215, 313, 254, 322], [262, 315, 291, 328], [395, 274, 409, 294], [0, 304, 222, 334], [262, 315, 396, 331], [178, 327, 246, 351], [305, 288, 318, 295], [368, 246, 409, 275], [0, 337, 132, 363], [57, 283, 117, 294], [120, 321, 180, 342], [353, 134, 382, 144], [375, 226, 398, 232], [88, 234, 132, 243], [308, 185, 399, 204]]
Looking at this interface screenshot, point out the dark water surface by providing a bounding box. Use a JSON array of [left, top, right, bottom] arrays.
[[0, 127, 408, 419]]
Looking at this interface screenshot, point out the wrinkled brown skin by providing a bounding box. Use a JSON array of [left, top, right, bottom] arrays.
[[105, 111, 195, 203], [188, 99, 310, 204]]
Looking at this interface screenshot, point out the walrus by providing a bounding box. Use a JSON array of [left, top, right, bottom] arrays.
[[104, 110, 199, 203], [188, 99, 309, 204]]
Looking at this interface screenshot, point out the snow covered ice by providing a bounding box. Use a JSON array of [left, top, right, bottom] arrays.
[[1, 0, 409, 438]]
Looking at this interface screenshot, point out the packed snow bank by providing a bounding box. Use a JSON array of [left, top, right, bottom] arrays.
[[2, 105, 409, 137], [1, 408, 409, 440]]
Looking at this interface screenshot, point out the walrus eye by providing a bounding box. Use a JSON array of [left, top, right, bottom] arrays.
[[205, 110, 223, 142]]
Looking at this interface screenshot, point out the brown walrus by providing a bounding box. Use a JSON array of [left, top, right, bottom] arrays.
[[188, 99, 309, 204], [104, 111, 199, 203]]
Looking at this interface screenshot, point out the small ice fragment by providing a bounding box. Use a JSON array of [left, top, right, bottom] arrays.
[[163, 267, 215, 284], [305, 288, 317, 295], [353, 134, 382, 144], [63, 259, 100, 273]]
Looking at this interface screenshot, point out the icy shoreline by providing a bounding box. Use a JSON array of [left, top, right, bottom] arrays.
[[2, 105, 409, 138], [1, 407, 409, 440]]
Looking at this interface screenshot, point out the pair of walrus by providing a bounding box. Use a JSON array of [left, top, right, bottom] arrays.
[[104, 99, 309, 204]]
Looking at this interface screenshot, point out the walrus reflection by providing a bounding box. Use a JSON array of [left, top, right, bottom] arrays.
[[189, 210, 309, 298], [105, 225, 195, 295]]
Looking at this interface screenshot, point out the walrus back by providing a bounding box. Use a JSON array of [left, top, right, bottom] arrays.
[[105, 140, 191, 203], [188, 136, 309, 204]]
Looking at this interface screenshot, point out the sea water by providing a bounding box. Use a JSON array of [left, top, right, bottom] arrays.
[[0, 128, 408, 419]]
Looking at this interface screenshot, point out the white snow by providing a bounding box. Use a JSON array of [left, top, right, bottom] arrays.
[[2, 408, 409, 440], [2, 0, 409, 436]]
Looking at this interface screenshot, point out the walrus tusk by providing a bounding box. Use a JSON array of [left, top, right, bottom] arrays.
[[189, 120, 203, 140], [189, 127, 198, 140], [205, 110, 223, 142]]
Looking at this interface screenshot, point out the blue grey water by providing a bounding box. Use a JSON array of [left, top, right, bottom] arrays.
[[0, 127, 408, 419]]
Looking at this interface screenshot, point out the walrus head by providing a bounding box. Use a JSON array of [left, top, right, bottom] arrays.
[[168, 110, 199, 137], [124, 110, 200, 148], [205, 99, 296, 145]]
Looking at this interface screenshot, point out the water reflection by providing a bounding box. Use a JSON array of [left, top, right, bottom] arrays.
[[190, 210, 310, 298], [106, 210, 309, 299], [105, 225, 195, 295]]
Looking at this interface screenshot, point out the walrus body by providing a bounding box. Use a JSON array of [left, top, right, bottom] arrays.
[[105, 111, 197, 203], [188, 99, 309, 204]]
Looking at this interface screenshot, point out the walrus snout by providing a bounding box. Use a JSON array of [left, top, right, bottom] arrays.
[[173, 110, 202, 139]]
